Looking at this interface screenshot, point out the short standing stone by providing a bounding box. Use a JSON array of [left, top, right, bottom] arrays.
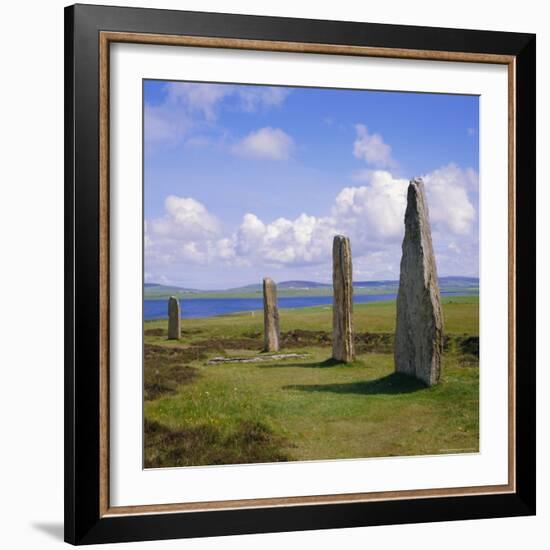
[[395, 178, 444, 386], [167, 296, 181, 340], [332, 235, 355, 362], [263, 277, 280, 352]]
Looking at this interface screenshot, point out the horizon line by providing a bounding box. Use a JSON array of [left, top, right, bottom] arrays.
[[144, 274, 480, 292]]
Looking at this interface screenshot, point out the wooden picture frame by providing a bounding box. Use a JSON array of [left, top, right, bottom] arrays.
[[65, 3, 536, 545]]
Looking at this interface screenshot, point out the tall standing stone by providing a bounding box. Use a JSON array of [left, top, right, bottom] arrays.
[[263, 277, 280, 352], [395, 178, 444, 386], [332, 235, 355, 363], [167, 296, 181, 340]]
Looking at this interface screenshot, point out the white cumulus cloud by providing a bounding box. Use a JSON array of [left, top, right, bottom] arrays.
[[165, 83, 233, 121], [145, 196, 224, 270], [150, 195, 220, 239], [353, 124, 394, 167], [145, 83, 291, 149], [165, 82, 290, 121], [226, 166, 476, 270], [237, 86, 289, 112], [144, 104, 192, 147], [333, 171, 408, 243], [145, 163, 478, 283], [231, 127, 294, 160], [233, 212, 338, 266], [422, 164, 477, 235]]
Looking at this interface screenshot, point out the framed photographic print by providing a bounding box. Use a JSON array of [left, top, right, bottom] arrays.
[[64, 3, 536, 545]]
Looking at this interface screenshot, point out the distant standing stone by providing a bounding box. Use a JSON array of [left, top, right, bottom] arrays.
[[332, 235, 355, 363], [263, 277, 280, 352], [167, 296, 181, 340], [395, 178, 444, 386]]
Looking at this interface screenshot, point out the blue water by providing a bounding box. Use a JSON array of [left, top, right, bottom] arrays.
[[143, 292, 469, 320]]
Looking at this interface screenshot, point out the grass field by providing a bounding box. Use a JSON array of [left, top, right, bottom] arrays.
[[143, 296, 479, 468]]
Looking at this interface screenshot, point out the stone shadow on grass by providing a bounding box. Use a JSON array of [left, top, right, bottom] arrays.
[[258, 358, 360, 369], [283, 372, 427, 395]]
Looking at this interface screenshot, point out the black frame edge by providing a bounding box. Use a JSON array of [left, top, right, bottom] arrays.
[[514, 34, 536, 516], [65, 3, 103, 544], [64, 3, 536, 545], [73, 2, 533, 54], [79, 493, 534, 545], [64, 4, 75, 545]]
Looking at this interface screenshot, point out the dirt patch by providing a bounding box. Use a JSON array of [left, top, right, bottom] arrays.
[[191, 330, 479, 363], [144, 381, 173, 401], [194, 337, 263, 351], [458, 336, 479, 358], [144, 418, 292, 468], [145, 330, 479, 370], [145, 343, 207, 364], [242, 330, 261, 339], [280, 330, 393, 353], [281, 329, 331, 347], [355, 333, 394, 353], [443, 335, 479, 360], [182, 328, 204, 336], [279, 330, 479, 364], [144, 344, 202, 400], [144, 328, 166, 337], [144, 327, 204, 338], [457, 355, 479, 368]]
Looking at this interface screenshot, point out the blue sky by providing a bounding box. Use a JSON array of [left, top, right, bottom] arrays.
[[144, 80, 479, 290]]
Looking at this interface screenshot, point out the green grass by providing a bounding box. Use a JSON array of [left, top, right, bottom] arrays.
[[144, 296, 479, 468], [144, 296, 478, 342]]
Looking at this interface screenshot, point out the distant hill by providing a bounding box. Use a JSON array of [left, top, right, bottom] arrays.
[[354, 280, 397, 288], [278, 280, 332, 289], [144, 276, 478, 300], [224, 277, 478, 292], [438, 276, 479, 285], [143, 283, 199, 298]]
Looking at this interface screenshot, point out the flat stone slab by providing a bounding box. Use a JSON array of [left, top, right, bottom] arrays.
[[207, 353, 309, 365]]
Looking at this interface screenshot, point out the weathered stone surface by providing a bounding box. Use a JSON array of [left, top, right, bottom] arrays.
[[208, 353, 309, 365], [395, 178, 444, 386], [263, 277, 280, 352], [332, 235, 355, 362], [167, 296, 181, 340]]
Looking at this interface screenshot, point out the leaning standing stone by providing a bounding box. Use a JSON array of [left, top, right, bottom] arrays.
[[167, 296, 181, 340], [332, 235, 355, 363], [263, 277, 280, 352], [395, 178, 444, 386]]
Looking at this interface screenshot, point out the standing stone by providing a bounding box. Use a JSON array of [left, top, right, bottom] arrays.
[[263, 278, 280, 352], [332, 235, 355, 362], [395, 178, 444, 386], [167, 296, 181, 340]]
